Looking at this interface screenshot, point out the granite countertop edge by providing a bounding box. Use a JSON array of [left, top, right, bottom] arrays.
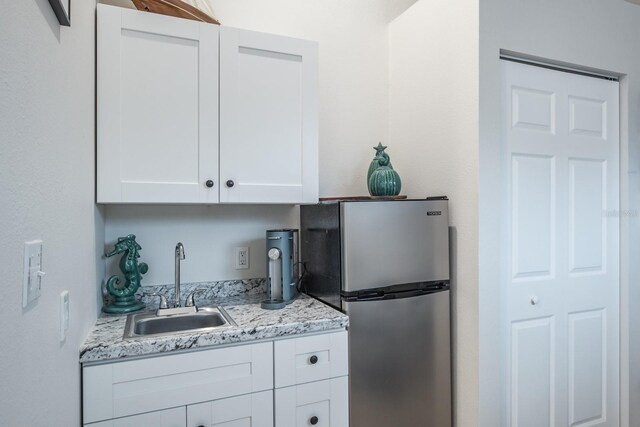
[[79, 294, 348, 364]]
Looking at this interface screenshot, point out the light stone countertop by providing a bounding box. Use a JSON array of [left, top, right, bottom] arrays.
[[79, 285, 348, 364]]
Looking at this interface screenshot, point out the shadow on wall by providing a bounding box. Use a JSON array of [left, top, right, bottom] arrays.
[[448, 225, 458, 427], [34, 0, 61, 40]]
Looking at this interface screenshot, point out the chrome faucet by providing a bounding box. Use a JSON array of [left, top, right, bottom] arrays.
[[174, 242, 185, 307]]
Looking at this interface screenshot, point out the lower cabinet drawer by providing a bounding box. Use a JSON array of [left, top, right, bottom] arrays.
[[187, 390, 273, 427], [85, 407, 185, 427], [83, 342, 273, 424], [275, 377, 349, 427], [274, 331, 348, 388]]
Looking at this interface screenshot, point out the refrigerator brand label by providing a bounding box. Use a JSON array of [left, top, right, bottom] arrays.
[[427, 211, 442, 216]]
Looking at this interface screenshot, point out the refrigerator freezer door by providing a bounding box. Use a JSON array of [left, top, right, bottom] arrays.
[[344, 290, 451, 427], [340, 200, 449, 293]]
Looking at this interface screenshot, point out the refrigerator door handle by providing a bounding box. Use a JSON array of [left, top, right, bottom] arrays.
[[341, 280, 449, 301]]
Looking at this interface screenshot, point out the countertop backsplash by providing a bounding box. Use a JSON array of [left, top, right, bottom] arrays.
[[103, 278, 266, 310]]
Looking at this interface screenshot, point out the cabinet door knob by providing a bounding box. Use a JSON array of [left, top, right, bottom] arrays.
[[530, 295, 539, 305], [205, 180, 214, 188], [310, 416, 319, 425], [226, 180, 235, 188], [309, 355, 318, 364]]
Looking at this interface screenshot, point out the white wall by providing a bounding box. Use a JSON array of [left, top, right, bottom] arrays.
[[105, 205, 298, 284], [388, 1, 479, 425], [0, 0, 102, 425], [478, 1, 640, 425], [104, 0, 418, 285]]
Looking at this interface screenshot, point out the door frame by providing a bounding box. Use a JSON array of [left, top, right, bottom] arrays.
[[478, 51, 628, 426]]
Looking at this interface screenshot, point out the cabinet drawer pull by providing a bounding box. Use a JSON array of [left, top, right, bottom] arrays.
[[310, 416, 319, 425], [226, 180, 235, 188], [309, 355, 318, 365], [205, 180, 214, 188]]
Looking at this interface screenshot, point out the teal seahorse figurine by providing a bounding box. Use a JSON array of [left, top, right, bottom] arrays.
[[103, 234, 148, 314], [367, 142, 393, 185], [368, 149, 402, 197]]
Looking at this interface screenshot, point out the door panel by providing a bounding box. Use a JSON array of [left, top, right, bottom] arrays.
[[511, 154, 555, 280], [340, 200, 450, 292], [83, 341, 273, 423], [343, 291, 451, 427], [502, 60, 619, 426], [87, 407, 186, 427], [274, 331, 349, 388], [568, 159, 606, 274], [568, 309, 606, 426], [510, 317, 555, 427], [274, 377, 348, 427], [186, 391, 273, 427], [97, 4, 219, 203], [219, 27, 318, 204], [569, 96, 607, 139], [511, 87, 556, 133]]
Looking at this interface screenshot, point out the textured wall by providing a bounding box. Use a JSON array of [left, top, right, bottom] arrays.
[[478, 1, 640, 425], [0, 0, 103, 425], [388, 1, 479, 425]]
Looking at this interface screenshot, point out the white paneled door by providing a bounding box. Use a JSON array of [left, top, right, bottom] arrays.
[[502, 60, 619, 426]]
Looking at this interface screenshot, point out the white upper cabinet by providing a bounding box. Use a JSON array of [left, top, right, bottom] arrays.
[[97, 4, 319, 204], [97, 4, 219, 204], [219, 27, 319, 204]]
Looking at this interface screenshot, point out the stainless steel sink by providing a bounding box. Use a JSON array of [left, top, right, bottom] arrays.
[[123, 306, 236, 339]]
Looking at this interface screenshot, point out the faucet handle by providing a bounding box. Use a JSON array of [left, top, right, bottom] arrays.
[[143, 291, 169, 309], [185, 289, 206, 308]]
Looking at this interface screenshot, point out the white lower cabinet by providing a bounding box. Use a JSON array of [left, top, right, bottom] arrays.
[[274, 331, 348, 388], [88, 407, 185, 427], [187, 390, 273, 427], [275, 377, 349, 427], [83, 331, 348, 427], [83, 342, 273, 424]]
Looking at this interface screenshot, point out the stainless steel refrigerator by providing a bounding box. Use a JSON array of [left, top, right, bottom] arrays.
[[300, 199, 451, 427]]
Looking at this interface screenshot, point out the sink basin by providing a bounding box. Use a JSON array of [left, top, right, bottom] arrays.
[[123, 306, 236, 339]]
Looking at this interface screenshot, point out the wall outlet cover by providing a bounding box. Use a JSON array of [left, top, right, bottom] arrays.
[[235, 247, 249, 270]]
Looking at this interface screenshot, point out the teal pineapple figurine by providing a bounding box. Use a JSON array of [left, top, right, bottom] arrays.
[[103, 234, 148, 314], [367, 142, 393, 184], [368, 147, 401, 196]]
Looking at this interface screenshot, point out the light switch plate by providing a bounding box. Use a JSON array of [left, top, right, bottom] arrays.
[[60, 291, 69, 341], [23, 240, 44, 308]]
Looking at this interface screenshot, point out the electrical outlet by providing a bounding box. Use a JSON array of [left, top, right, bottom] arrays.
[[235, 247, 249, 270]]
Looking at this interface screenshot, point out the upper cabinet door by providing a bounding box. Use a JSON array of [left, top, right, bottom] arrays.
[[97, 4, 219, 204], [219, 27, 319, 204]]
